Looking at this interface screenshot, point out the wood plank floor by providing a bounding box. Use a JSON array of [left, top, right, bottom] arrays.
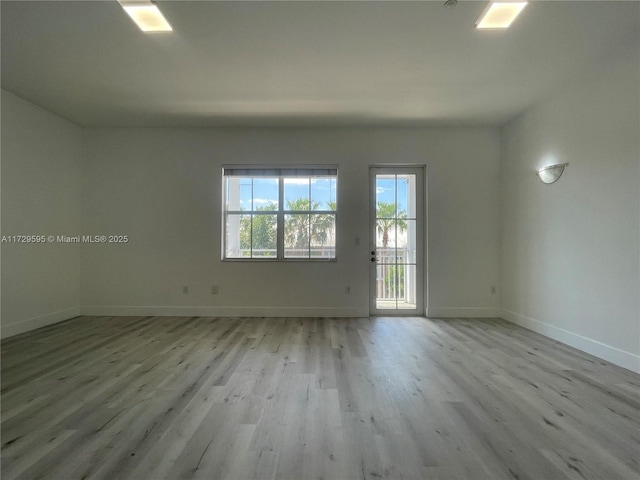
[[2, 316, 639, 480]]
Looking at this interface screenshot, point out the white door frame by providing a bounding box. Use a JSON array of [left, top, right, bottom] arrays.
[[369, 166, 426, 316]]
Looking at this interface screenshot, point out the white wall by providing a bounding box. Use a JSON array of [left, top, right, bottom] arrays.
[[500, 47, 640, 372], [1, 90, 83, 337], [81, 127, 501, 318]]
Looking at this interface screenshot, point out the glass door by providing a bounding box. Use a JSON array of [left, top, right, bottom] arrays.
[[370, 167, 424, 315]]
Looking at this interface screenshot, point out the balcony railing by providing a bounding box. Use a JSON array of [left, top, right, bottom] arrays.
[[234, 247, 335, 258], [376, 247, 411, 301]]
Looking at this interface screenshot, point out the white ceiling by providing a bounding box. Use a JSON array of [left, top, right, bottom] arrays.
[[1, 1, 638, 127]]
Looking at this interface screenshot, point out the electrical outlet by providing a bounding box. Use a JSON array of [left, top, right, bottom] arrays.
[[211, 285, 219, 295], [182, 286, 189, 294], [345, 286, 351, 294]]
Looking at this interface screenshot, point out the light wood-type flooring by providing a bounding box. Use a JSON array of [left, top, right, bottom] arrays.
[[2, 316, 639, 480]]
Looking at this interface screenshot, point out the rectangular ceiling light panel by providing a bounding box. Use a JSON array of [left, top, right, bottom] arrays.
[[119, 1, 172, 32], [476, 2, 528, 29]]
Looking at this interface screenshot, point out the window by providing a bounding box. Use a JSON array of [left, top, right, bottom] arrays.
[[223, 167, 337, 260]]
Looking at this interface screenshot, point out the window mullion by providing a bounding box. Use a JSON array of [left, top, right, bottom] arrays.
[[277, 176, 284, 260], [250, 179, 254, 258], [307, 180, 311, 258]]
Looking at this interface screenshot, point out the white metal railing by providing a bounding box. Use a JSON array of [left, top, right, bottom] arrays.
[[376, 247, 410, 300], [235, 247, 335, 258]]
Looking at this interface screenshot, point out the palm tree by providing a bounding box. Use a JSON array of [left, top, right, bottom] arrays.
[[285, 198, 335, 250], [376, 201, 407, 248]]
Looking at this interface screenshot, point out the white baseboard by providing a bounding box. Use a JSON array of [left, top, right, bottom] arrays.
[[427, 307, 500, 318], [81, 305, 367, 318], [1, 306, 81, 339], [502, 309, 640, 374]]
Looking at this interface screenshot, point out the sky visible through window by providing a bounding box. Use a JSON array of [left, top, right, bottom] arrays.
[[237, 177, 337, 210], [232, 176, 406, 211], [376, 176, 409, 215]]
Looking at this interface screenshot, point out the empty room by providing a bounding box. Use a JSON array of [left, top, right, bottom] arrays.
[[1, 1, 639, 479]]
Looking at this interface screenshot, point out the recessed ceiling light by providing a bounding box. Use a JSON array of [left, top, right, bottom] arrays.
[[119, 1, 172, 33], [476, 2, 528, 29]]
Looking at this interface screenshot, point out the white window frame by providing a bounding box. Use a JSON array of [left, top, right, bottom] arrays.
[[222, 166, 338, 261]]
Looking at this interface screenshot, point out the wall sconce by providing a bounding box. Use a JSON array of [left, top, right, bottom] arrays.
[[537, 163, 569, 184]]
